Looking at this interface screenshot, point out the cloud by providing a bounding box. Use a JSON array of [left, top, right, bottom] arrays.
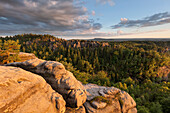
[[0, 0, 102, 34], [92, 23, 102, 30], [117, 30, 124, 35], [96, 0, 115, 6], [92, 10, 96, 16], [111, 12, 170, 29], [120, 18, 128, 23]]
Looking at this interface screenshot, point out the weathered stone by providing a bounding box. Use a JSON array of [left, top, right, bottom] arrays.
[[6, 59, 87, 108], [120, 91, 136, 113], [91, 101, 107, 109], [0, 66, 66, 113], [66, 40, 110, 48], [84, 84, 137, 113], [84, 84, 106, 101], [18, 52, 37, 62], [99, 87, 120, 98], [66, 106, 86, 113], [5, 58, 137, 113], [127, 108, 137, 113], [157, 66, 170, 81], [84, 100, 121, 113]]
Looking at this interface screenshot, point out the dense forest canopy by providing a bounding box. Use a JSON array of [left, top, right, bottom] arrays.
[[0, 39, 20, 64], [0, 34, 170, 113]]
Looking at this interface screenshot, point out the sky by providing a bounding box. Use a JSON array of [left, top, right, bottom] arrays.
[[0, 0, 170, 39]]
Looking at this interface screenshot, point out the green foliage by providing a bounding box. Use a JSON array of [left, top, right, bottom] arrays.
[[91, 71, 111, 86], [1, 34, 169, 112], [60, 61, 91, 84], [0, 40, 20, 64], [138, 106, 150, 113], [150, 102, 163, 113], [0, 40, 2, 49], [160, 97, 170, 113], [91, 96, 112, 104], [123, 77, 135, 85]]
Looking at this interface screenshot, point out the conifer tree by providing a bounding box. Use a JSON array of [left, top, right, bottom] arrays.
[[0, 40, 20, 64]]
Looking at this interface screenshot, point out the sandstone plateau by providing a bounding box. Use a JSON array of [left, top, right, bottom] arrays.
[[0, 58, 137, 113]]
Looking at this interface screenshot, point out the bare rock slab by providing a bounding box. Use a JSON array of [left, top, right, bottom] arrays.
[[91, 101, 107, 109], [6, 58, 87, 108], [84, 100, 121, 113], [18, 52, 37, 62], [84, 84, 137, 113], [0, 66, 66, 113]]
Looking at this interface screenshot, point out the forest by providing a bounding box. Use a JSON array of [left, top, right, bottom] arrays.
[[0, 34, 170, 113]]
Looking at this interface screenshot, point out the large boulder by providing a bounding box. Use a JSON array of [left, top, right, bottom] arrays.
[[18, 52, 37, 62], [6, 58, 87, 108], [83, 84, 137, 113], [0, 66, 66, 113], [5, 58, 137, 113]]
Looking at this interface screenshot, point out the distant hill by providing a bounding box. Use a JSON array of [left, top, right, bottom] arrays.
[[91, 38, 170, 42], [0, 34, 110, 49]]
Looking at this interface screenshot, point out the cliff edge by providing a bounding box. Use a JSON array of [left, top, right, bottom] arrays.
[[2, 58, 137, 113]]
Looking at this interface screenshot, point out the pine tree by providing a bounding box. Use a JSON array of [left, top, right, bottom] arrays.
[[0, 40, 21, 64]]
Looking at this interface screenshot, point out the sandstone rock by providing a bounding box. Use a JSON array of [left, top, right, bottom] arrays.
[[157, 66, 170, 81], [5, 58, 137, 113], [18, 52, 37, 62], [6, 58, 87, 108], [66, 40, 110, 48], [84, 100, 121, 113], [127, 108, 137, 113], [84, 84, 106, 101], [65, 106, 86, 113], [0, 66, 66, 113], [99, 87, 120, 98], [101, 43, 110, 47], [120, 91, 136, 113], [91, 101, 107, 109], [84, 84, 137, 113]]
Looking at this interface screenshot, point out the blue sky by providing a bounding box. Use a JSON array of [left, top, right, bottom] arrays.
[[0, 0, 170, 39], [85, 0, 170, 30]]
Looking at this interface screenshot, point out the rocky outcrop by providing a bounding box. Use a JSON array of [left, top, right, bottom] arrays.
[[6, 58, 87, 108], [66, 40, 110, 48], [157, 66, 170, 81], [5, 58, 137, 113], [84, 100, 121, 113], [83, 84, 137, 113], [0, 52, 37, 65], [18, 52, 37, 62], [0, 66, 66, 113], [65, 106, 86, 113]]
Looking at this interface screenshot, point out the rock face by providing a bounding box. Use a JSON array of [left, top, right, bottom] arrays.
[[65, 106, 86, 113], [5, 58, 137, 113], [6, 58, 87, 108], [157, 66, 170, 81], [66, 40, 110, 48], [83, 84, 137, 113], [18, 52, 37, 62], [91, 101, 107, 109], [0, 66, 66, 113]]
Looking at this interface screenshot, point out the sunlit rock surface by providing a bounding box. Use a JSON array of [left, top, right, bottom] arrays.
[[6, 58, 87, 108], [83, 84, 137, 113], [0, 66, 66, 113], [18, 52, 37, 62], [5, 58, 137, 113]]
